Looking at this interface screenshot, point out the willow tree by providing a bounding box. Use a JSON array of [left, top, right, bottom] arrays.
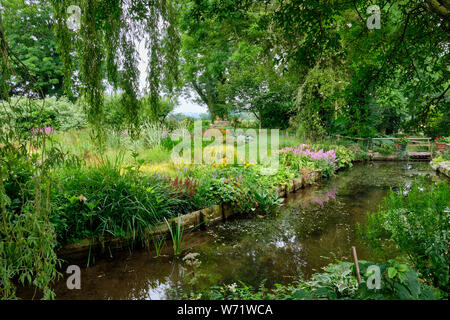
[[50, 0, 180, 138], [1, 9, 61, 299]]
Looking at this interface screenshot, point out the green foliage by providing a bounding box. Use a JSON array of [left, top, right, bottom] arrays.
[[165, 214, 185, 256], [180, 5, 233, 120], [99, 94, 176, 130], [278, 143, 356, 177], [0, 97, 86, 135], [191, 0, 449, 137], [50, 0, 180, 133], [0, 123, 61, 299], [194, 260, 442, 300], [49, 157, 190, 245], [189, 164, 282, 215], [1, 0, 64, 98], [152, 235, 166, 257], [354, 260, 442, 300], [0, 192, 61, 300], [360, 179, 449, 292], [102, 94, 127, 130], [432, 151, 450, 163], [141, 96, 175, 124], [1, 150, 34, 215], [318, 144, 355, 170], [280, 152, 318, 174], [370, 85, 408, 135], [373, 144, 396, 155], [425, 108, 450, 138], [294, 62, 348, 138], [257, 93, 294, 130], [141, 122, 168, 149], [0, 28, 63, 298]]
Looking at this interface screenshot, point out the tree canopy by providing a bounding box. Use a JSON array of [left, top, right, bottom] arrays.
[[1, 0, 448, 137], [1, 0, 64, 98]]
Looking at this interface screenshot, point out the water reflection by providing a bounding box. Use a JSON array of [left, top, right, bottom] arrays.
[[20, 162, 438, 300]]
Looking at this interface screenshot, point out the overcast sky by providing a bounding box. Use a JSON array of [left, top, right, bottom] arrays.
[[136, 37, 207, 115]]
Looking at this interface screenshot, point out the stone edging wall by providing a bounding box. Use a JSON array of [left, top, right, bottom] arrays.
[[430, 161, 450, 178], [58, 170, 322, 259], [58, 155, 435, 260]]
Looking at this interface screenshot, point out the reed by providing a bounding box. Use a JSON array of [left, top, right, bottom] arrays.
[[164, 214, 184, 256]]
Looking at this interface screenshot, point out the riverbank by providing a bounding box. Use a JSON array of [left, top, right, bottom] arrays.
[[58, 152, 436, 260], [430, 161, 450, 178], [58, 170, 323, 260], [29, 161, 441, 300]]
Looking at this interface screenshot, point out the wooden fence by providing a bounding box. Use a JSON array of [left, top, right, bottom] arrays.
[[334, 135, 432, 152]]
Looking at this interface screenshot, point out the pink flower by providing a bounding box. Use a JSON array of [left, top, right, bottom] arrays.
[[279, 144, 338, 170], [31, 126, 55, 135]]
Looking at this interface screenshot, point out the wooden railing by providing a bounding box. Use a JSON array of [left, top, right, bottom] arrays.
[[334, 135, 433, 152]]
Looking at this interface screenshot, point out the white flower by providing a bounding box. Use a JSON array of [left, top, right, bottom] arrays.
[[228, 283, 237, 293], [347, 23, 352, 28]]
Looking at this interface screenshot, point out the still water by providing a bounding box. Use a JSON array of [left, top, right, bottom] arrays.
[[42, 162, 440, 299]]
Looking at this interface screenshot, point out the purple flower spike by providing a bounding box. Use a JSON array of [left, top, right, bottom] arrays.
[[31, 126, 55, 136]]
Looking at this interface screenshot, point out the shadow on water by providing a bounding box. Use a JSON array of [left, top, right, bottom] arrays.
[[20, 162, 440, 299]]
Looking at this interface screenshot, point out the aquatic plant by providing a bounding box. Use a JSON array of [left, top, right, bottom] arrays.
[[165, 214, 185, 256], [50, 156, 188, 245], [152, 235, 166, 257], [361, 179, 449, 293], [190, 260, 442, 300]]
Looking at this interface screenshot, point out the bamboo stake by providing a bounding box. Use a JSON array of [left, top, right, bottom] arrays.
[[352, 246, 362, 284]]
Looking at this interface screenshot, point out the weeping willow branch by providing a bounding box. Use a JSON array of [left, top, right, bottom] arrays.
[[49, 0, 180, 136], [0, 9, 61, 300]]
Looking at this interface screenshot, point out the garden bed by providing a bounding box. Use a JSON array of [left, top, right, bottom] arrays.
[[58, 143, 436, 260], [58, 170, 322, 260]]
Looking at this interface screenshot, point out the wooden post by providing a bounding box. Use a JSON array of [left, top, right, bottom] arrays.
[[428, 138, 431, 155], [352, 246, 362, 284]]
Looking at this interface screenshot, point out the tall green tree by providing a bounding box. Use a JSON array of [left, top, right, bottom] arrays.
[[179, 2, 234, 121], [269, 0, 449, 136], [1, 0, 64, 98], [179, 0, 298, 126]]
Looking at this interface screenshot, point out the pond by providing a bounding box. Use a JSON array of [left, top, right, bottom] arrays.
[[25, 161, 440, 299]]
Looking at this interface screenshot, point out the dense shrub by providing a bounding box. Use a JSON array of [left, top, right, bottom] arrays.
[[1, 116, 61, 299], [190, 260, 442, 300], [188, 163, 282, 215], [102, 94, 127, 130], [360, 179, 449, 292], [373, 144, 396, 155], [0, 96, 86, 135], [260, 100, 294, 129], [279, 144, 339, 177], [316, 144, 355, 169], [50, 158, 190, 245], [1, 150, 35, 214]]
